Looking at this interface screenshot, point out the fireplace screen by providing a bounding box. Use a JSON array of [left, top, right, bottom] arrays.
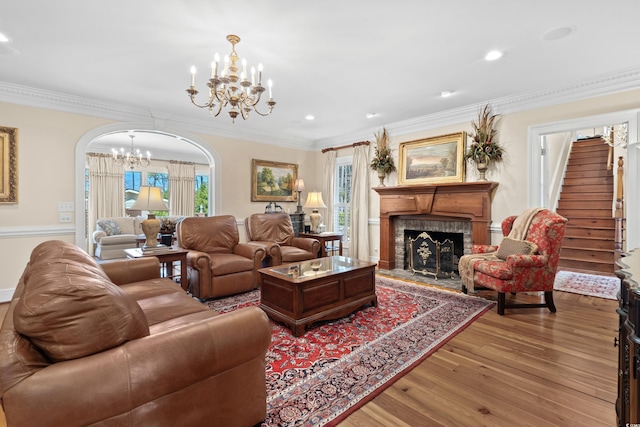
[[407, 231, 458, 279]]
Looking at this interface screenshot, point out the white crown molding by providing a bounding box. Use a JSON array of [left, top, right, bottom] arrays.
[[2, 65, 640, 150], [0, 81, 315, 150], [314, 65, 640, 149]]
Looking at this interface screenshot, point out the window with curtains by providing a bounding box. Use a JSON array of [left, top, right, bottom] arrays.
[[195, 173, 209, 214], [334, 157, 352, 245], [121, 169, 209, 215]]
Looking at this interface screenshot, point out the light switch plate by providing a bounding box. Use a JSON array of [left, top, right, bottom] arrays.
[[58, 202, 74, 212], [59, 213, 73, 223]]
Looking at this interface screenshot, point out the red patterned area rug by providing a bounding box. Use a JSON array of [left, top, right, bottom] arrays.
[[554, 270, 618, 300], [206, 275, 494, 426]]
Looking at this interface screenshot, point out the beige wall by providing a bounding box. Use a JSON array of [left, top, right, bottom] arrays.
[[1, 87, 639, 299], [0, 102, 319, 299]]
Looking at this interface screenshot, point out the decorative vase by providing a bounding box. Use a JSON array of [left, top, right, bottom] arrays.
[[475, 161, 488, 181], [377, 168, 387, 186]]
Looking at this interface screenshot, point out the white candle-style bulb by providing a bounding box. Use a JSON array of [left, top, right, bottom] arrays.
[[210, 61, 215, 78], [268, 79, 273, 98], [251, 66, 256, 86], [258, 63, 263, 84], [146, 151, 150, 161], [214, 53, 220, 76], [190, 66, 196, 87]]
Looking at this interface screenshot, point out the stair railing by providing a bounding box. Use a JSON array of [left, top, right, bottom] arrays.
[[615, 156, 625, 262]]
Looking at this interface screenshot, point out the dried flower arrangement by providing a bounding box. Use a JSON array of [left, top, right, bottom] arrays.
[[464, 104, 504, 164], [369, 127, 397, 174]]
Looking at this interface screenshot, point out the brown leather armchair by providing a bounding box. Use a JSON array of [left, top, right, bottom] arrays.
[[177, 215, 266, 299], [245, 212, 321, 266]]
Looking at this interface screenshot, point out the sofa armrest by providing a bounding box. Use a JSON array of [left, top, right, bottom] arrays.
[[246, 240, 282, 266], [472, 244, 499, 254], [101, 257, 161, 285], [291, 237, 320, 255], [234, 242, 266, 263], [92, 229, 107, 244], [2, 307, 271, 427]]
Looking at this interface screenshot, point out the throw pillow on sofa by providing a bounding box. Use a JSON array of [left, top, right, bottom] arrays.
[[97, 219, 122, 236]]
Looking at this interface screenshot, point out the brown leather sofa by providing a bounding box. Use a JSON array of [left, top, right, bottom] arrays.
[[0, 240, 271, 427], [245, 212, 320, 266], [177, 215, 266, 300]]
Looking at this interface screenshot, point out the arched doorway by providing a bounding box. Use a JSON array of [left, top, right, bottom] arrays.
[[74, 122, 221, 252]]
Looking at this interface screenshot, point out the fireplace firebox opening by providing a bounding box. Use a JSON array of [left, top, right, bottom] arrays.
[[404, 229, 464, 279]]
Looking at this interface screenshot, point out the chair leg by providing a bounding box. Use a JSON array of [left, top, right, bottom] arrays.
[[461, 284, 468, 294], [544, 291, 556, 313], [497, 292, 505, 315]]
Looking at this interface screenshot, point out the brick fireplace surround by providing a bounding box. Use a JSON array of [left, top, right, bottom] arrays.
[[373, 182, 498, 270]]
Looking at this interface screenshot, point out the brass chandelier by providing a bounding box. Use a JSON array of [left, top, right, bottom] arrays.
[[112, 134, 151, 170], [186, 34, 276, 122]]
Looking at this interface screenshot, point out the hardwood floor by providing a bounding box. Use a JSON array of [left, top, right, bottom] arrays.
[[339, 290, 618, 427], [0, 289, 618, 426]]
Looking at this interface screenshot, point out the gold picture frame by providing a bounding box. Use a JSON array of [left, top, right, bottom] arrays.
[[398, 132, 466, 185], [0, 126, 18, 203], [251, 159, 298, 202]]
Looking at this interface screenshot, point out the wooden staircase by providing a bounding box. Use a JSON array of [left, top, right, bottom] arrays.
[[556, 137, 616, 275]]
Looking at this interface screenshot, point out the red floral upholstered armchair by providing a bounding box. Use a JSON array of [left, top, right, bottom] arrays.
[[461, 209, 568, 315]]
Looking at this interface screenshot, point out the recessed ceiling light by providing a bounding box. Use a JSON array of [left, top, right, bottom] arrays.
[[484, 50, 503, 61], [440, 91, 453, 98], [305, 115, 315, 121], [0, 33, 9, 43], [365, 113, 377, 119], [541, 26, 575, 41]]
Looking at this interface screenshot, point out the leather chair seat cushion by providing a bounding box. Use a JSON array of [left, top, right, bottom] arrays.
[[473, 259, 514, 280], [14, 261, 150, 362], [281, 246, 315, 262], [209, 253, 254, 276]]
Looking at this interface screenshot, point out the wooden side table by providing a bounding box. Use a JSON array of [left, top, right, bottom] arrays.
[[124, 247, 188, 290], [300, 232, 343, 258]]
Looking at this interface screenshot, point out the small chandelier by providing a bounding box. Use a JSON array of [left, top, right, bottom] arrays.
[[186, 34, 276, 122], [112, 134, 151, 169]]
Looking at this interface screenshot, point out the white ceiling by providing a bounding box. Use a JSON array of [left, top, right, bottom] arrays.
[[1, 0, 640, 158]]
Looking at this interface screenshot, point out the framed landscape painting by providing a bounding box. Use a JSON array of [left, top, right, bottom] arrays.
[[251, 159, 298, 202], [0, 126, 18, 203], [398, 132, 466, 185]]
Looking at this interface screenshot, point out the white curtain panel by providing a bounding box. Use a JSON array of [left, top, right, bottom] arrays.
[[322, 150, 337, 232], [349, 144, 370, 260], [168, 161, 195, 217], [87, 153, 125, 254]]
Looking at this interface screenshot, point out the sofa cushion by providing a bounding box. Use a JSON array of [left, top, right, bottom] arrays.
[[496, 237, 538, 260], [97, 219, 122, 236], [14, 260, 149, 362]]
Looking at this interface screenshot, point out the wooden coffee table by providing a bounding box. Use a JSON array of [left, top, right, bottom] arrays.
[[258, 256, 377, 336]]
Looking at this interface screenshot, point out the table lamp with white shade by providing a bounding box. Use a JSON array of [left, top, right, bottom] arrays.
[[304, 191, 326, 233], [293, 178, 305, 213], [131, 186, 168, 248]]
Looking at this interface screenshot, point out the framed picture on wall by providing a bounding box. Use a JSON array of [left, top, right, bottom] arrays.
[[398, 132, 466, 185], [0, 126, 18, 204], [251, 159, 298, 202]]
